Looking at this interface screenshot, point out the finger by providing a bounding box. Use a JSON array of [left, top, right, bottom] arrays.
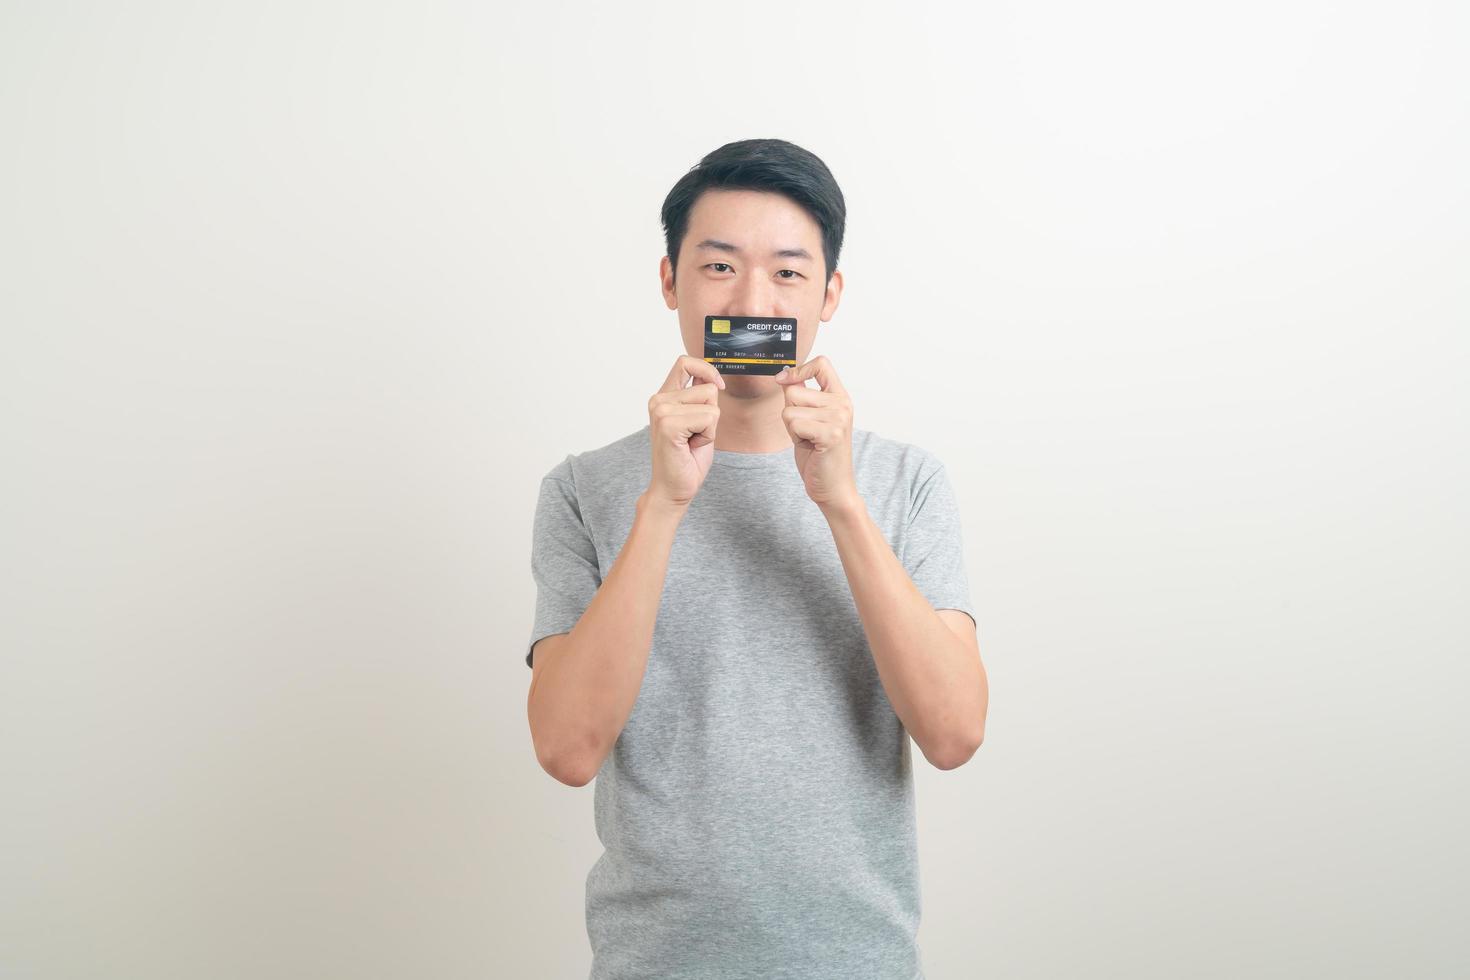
[[652, 381, 722, 407], [652, 403, 720, 436], [662, 355, 727, 393], [781, 410, 831, 447], [781, 404, 843, 431], [679, 404, 720, 447], [688, 409, 719, 448], [781, 384, 846, 408], [775, 355, 845, 395]]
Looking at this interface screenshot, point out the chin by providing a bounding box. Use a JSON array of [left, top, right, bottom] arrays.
[[721, 373, 776, 396]]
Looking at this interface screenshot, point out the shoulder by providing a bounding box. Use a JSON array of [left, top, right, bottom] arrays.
[[853, 426, 949, 486], [852, 427, 956, 527], [538, 424, 651, 494]]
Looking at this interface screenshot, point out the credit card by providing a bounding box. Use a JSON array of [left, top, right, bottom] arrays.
[[703, 315, 798, 376]]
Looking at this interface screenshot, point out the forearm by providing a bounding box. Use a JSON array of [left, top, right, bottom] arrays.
[[820, 497, 985, 765], [529, 491, 686, 781]]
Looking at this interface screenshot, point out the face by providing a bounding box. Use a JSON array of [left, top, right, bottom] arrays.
[[660, 188, 843, 399]]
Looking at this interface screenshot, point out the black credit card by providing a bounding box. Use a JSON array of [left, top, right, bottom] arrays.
[[703, 315, 798, 376]]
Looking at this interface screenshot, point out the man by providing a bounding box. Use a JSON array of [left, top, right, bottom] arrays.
[[525, 138, 987, 980]]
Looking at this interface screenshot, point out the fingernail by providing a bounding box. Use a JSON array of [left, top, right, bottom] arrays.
[[776, 368, 789, 379]]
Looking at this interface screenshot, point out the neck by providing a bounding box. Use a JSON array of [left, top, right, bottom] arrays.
[[711, 379, 794, 453]]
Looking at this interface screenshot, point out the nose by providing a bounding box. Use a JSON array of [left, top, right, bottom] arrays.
[[730, 270, 780, 318]]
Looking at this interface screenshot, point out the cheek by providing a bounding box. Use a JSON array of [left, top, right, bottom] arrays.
[[677, 280, 717, 316], [796, 329, 816, 358]]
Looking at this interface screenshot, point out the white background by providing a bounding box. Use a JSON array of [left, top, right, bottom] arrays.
[[2, 1, 1466, 977]]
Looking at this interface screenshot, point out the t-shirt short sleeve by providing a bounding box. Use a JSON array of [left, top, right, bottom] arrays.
[[902, 457, 977, 629], [526, 459, 603, 668]]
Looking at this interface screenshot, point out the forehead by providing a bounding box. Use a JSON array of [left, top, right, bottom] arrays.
[[684, 188, 822, 248]]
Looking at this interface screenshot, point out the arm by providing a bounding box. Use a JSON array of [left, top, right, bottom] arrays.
[[769, 356, 985, 770], [820, 497, 988, 770], [527, 491, 686, 787]]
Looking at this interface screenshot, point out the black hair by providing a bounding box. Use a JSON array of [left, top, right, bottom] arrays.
[[661, 138, 846, 285]]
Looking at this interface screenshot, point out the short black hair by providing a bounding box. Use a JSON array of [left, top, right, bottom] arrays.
[[661, 138, 846, 285]]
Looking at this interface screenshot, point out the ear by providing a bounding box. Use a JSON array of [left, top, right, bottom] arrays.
[[660, 255, 678, 310], [819, 268, 844, 321]]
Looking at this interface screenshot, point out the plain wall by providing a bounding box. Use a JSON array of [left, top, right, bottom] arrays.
[[2, 1, 1465, 977]]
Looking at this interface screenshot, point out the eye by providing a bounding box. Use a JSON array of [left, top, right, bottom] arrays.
[[706, 263, 733, 273], [777, 269, 803, 279]]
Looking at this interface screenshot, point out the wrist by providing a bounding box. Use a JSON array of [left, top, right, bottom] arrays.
[[637, 490, 690, 524], [817, 492, 867, 525]]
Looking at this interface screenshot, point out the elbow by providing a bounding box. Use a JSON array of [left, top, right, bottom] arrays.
[[547, 759, 597, 788], [927, 727, 985, 771], [528, 690, 604, 787], [535, 737, 603, 788]]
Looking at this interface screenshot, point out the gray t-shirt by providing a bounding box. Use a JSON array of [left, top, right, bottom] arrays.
[[526, 423, 976, 980]]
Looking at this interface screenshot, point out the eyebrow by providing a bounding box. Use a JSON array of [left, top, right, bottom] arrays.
[[694, 239, 815, 261]]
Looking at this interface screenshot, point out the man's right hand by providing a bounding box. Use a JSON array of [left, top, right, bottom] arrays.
[[645, 355, 725, 510]]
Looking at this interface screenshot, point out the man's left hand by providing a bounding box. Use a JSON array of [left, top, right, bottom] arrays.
[[775, 355, 861, 514]]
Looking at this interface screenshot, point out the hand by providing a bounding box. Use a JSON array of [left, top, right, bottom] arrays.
[[645, 354, 726, 510], [775, 355, 861, 513]]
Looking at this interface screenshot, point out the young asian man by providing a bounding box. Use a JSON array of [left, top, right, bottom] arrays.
[[525, 137, 988, 980]]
